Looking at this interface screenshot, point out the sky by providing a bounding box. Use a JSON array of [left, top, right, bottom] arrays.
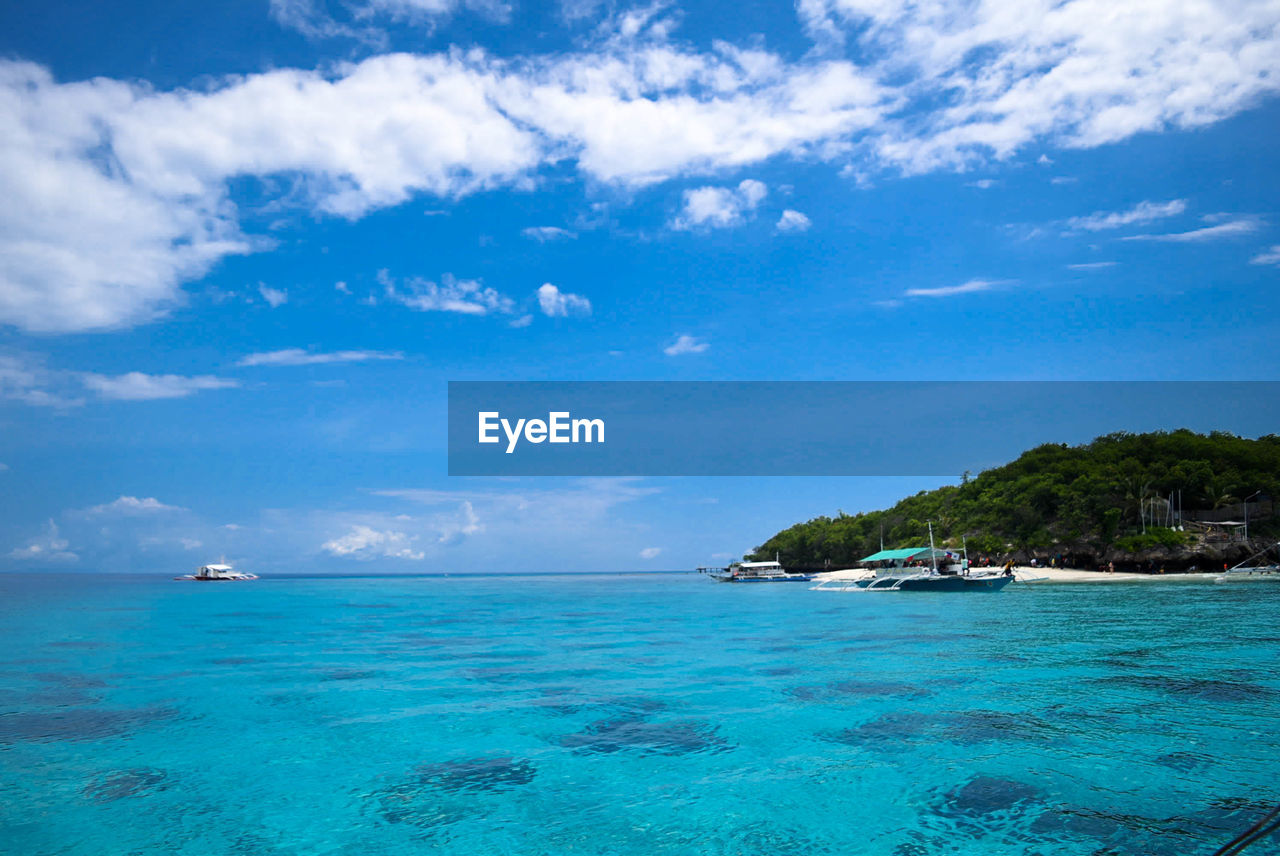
[[1, 0, 1279, 573]]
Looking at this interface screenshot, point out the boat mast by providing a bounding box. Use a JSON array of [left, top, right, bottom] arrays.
[[928, 521, 937, 573]]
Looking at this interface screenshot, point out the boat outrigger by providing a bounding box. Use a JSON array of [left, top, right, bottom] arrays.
[[811, 523, 1013, 592], [1215, 542, 1280, 583], [704, 560, 815, 583], [174, 563, 258, 581]]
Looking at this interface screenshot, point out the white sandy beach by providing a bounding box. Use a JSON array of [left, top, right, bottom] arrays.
[[1016, 567, 1232, 583]]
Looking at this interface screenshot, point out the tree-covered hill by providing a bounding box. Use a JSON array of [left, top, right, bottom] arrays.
[[747, 430, 1280, 569]]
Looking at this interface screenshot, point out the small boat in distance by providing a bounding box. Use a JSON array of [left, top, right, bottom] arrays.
[[704, 560, 814, 583], [174, 563, 258, 582]]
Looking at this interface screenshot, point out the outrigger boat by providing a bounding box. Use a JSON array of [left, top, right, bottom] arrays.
[[811, 524, 1013, 592], [1215, 543, 1280, 583], [704, 560, 814, 583], [174, 563, 258, 581]]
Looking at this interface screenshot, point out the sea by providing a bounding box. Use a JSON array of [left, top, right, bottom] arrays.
[[2, 572, 1278, 856]]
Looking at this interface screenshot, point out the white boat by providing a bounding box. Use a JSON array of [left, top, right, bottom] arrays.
[[174, 563, 258, 581], [705, 560, 814, 583], [1215, 543, 1280, 583]]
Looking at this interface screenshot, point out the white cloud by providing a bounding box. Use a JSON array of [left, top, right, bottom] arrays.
[[8, 520, 77, 562], [776, 209, 812, 232], [509, 314, 534, 328], [1067, 261, 1117, 270], [80, 372, 240, 401], [1251, 245, 1280, 266], [269, 0, 510, 42], [321, 525, 425, 560], [237, 348, 403, 367], [373, 478, 659, 549], [1123, 218, 1261, 243], [380, 270, 515, 315], [966, 178, 997, 189], [4, 2, 1278, 332], [87, 495, 185, 515], [537, 283, 592, 317], [3, 354, 235, 405], [0, 56, 537, 333], [905, 278, 1008, 298], [1065, 199, 1187, 232], [335, 280, 351, 294], [800, 0, 1280, 172], [436, 500, 482, 545], [268, 0, 385, 43], [664, 334, 709, 355], [180, 538, 203, 550], [0, 354, 82, 407], [0, 462, 8, 472], [258, 283, 288, 307], [672, 180, 767, 230], [522, 226, 577, 242], [639, 546, 662, 559]]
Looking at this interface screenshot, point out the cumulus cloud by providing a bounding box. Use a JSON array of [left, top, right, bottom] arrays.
[[776, 209, 812, 232], [2, 1, 1277, 332], [86, 496, 186, 515], [436, 500, 482, 545], [8, 520, 77, 562], [537, 283, 592, 317], [1065, 199, 1187, 232], [258, 284, 288, 307], [237, 349, 403, 367], [639, 546, 662, 559], [80, 372, 240, 401], [672, 180, 767, 230], [380, 270, 514, 315], [800, 0, 1280, 172], [522, 226, 577, 242], [321, 525, 425, 560], [664, 334, 709, 355], [1123, 218, 1262, 243]]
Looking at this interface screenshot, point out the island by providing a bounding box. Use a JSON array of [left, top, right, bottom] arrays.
[[746, 430, 1279, 575]]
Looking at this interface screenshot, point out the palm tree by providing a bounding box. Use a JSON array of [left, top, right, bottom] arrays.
[[1120, 478, 1154, 527], [1205, 482, 1239, 510]]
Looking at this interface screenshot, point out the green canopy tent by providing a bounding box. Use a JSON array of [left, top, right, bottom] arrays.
[[858, 547, 952, 565]]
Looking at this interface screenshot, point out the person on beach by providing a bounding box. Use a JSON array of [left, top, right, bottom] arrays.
[[1108, 561, 1115, 573]]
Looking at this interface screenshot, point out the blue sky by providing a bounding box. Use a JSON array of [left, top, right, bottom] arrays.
[[1, 0, 1279, 572]]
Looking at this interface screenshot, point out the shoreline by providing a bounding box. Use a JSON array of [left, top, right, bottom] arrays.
[[1015, 566, 1254, 583]]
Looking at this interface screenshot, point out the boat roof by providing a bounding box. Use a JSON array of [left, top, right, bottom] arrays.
[[738, 560, 783, 568], [858, 547, 949, 563], [201, 564, 233, 571]]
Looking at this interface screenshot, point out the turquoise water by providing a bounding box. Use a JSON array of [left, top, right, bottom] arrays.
[[2, 573, 1279, 856]]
